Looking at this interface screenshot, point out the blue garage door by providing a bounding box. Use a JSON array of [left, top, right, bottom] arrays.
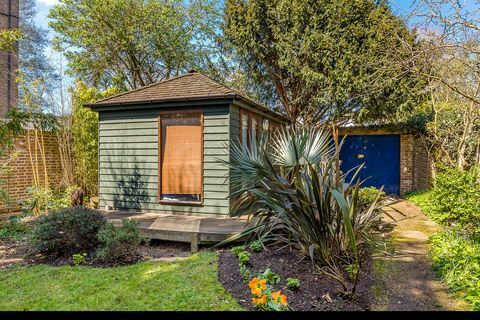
[[339, 135, 400, 195]]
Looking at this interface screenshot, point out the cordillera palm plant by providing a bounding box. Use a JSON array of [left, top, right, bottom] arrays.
[[222, 125, 387, 297]]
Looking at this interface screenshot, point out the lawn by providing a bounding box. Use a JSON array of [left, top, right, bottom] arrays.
[[0, 251, 243, 311]]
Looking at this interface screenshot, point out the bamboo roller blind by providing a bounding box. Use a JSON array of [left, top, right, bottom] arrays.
[[161, 116, 202, 195]]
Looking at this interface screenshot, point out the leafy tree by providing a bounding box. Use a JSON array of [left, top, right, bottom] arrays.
[[71, 82, 120, 196], [0, 29, 23, 52], [397, 0, 480, 170], [223, 0, 425, 123], [18, 0, 58, 109], [49, 0, 222, 91]]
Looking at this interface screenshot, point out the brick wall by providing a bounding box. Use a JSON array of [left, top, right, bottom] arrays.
[[0, 0, 19, 118], [0, 131, 64, 212], [412, 134, 431, 191], [399, 134, 414, 195]]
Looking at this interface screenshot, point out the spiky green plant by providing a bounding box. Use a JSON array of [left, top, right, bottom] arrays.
[[220, 126, 388, 296]]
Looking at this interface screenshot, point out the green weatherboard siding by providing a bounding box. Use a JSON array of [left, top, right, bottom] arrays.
[[98, 105, 231, 215], [97, 102, 282, 215]]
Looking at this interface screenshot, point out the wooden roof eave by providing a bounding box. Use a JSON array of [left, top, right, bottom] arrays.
[[85, 95, 289, 123], [85, 96, 237, 112], [231, 98, 289, 124]]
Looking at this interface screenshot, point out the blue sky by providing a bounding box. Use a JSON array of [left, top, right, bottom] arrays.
[[35, 0, 56, 31]]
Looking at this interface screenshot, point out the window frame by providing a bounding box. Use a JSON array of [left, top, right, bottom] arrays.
[[239, 107, 251, 147], [157, 109, 204, 206], [239, 108, 266, 147]]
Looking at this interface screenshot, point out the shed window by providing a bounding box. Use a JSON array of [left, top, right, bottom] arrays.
[[241, 110, 249, 146], [240, 108, 267, 147], [251, 115, 258, 145], [159, 112, 203, 203], [262, 119, 269, 132]]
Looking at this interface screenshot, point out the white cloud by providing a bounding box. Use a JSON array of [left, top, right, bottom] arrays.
[[37, 0, 60, 6]]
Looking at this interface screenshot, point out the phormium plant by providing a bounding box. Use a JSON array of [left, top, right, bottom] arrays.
[[220, 125, 389, 296]]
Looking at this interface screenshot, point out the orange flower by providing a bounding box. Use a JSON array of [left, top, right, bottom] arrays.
[[248, 278, 267, 297], [251, 294, 268, 305], [271, 290, 288, 306]]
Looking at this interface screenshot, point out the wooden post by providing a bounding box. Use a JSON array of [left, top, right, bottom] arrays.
[[191, 232, 199, 253]]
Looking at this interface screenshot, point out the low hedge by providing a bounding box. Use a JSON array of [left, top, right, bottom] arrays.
[[29, 206, 107, 257]]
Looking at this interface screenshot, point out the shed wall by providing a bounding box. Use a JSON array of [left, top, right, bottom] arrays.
[[98, 105, 230, 215], [228, 102, 285, 208]]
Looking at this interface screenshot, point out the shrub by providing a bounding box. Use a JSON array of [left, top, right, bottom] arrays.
[[23, 186, 78, 215], [429, 166, 480, 227], [345, 263, 359, 281], [358, 187, 386, 206], [231, 245, 246, 257], [259, 267, 281, 284], [237, 251, 251, 266], [429, 228, 480, 310], [286, 278, 300, 290], [405, 190, 435, 213], [249, 241, 263, 252], [72, 252, 87, 266], [240, 264, 252, 282], [29, 206, 106, 257], [95, 219, 142, 264]]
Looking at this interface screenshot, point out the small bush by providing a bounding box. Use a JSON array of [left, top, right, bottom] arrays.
[[405, 191, 435, 213], [358, 186, 386, 206], [286, 277, 300, 290], [95, 219, 142, 264], [231, 245, 246, 257], [249, 241, 263, 252], [23, 186, 79, 215], [29, 206, 106, 257], [240, 264, 252, 282], [237, 251, 251, 266], [430, 166, 480, 227], [72, 252, 87, 266], [259, 267, 281, 284], [429, 228, 480, 310], [345, 263, 359, 281]]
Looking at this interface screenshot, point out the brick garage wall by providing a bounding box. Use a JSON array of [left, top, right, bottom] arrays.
[[399, 134, 431, 194], [0, 131, 64, 212], [338, 127, 431, 196], [399, 134, 414, 195], [412, 134, 431, 191]]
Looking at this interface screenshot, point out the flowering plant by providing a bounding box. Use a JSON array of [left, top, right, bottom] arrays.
[[248, 277, 288, 311]]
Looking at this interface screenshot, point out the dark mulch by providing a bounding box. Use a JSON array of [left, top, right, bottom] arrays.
[[218, 245, 374, 311], [0, 238, 30, 268], [1, 238, 192, 268]]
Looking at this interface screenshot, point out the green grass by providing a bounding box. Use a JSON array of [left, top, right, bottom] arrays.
[[0, 252, 243, 311]]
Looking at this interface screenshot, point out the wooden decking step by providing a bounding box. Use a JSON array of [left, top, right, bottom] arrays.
[[99, 210, 247, 252]]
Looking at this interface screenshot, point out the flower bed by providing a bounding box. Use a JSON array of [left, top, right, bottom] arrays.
[[218, 245, 374, 311]]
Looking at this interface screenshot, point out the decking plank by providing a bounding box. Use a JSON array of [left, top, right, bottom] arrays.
[[101, 211, 246, 249]]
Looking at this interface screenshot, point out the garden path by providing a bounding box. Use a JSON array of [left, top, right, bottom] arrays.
[[370, 200, 467, 311]]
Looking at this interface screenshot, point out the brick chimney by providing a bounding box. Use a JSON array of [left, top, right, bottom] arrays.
[[0, 0, 19, 118]]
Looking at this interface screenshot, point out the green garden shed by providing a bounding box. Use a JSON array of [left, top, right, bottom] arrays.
[[86, 70, 286, 218]]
